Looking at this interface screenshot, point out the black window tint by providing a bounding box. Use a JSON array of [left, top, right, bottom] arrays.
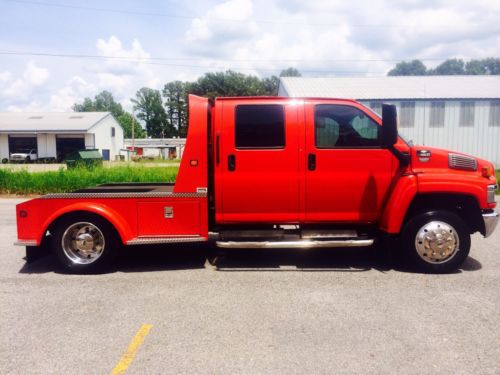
[[235, 105, 285, 148], [315, 105, 380, 148]]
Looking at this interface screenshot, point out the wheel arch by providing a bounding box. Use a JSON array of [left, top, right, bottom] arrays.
[[403, 193, 484, 235], [40, 203, 132, 246]]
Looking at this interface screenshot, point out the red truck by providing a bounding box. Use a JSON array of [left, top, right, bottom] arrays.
[[15, 95, 498, 273]]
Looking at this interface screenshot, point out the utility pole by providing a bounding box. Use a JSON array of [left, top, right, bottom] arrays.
[[131, 112, 135, 160]]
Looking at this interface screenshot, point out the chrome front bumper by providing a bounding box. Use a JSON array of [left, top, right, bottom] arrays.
[[482, 211, 499, 238]]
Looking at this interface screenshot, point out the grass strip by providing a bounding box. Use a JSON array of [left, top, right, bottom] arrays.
[[0, 165, 178, 195], [496, 170, 500, 195]]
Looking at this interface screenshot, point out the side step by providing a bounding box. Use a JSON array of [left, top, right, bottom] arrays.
[[216, 238, 374, 249]]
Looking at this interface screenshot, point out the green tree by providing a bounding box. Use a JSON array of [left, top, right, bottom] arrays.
[[117, 112, 145, 139], [162, 81, 188, 137], [429, 58, 465, 75], [279, 67, 302, 77], [131, 88, 173, 138], [73, 90, 124, 119], [262, 75, 280, 96], [187, 70, 267, 99], [388, 60, 427, 76], [465, 58, 500, 75]]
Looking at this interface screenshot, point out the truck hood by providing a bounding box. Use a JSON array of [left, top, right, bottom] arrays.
[[410, 145, 495, 176]]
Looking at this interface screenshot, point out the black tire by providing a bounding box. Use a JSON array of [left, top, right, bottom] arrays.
[[51, 213, 120, 273], [1, 158, 7, 164], [401, 210, 470, 273], [25, 156, 30, 163]]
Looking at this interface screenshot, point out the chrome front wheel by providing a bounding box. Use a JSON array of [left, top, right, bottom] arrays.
[[402, 210, 471, 273], [414, 221, 459, 264]]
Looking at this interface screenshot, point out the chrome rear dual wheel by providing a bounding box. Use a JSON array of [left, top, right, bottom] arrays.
[[52, 214, 118, 273], [61, 222, 105, 265]]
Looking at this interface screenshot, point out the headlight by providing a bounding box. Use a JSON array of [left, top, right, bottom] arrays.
[[488, 185, 497, 203]]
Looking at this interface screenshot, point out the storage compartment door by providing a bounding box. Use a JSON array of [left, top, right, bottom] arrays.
[[137, 200, 202, 236]]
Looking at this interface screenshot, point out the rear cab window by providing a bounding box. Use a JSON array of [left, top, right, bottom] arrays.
[[235, 105, 285, 149]]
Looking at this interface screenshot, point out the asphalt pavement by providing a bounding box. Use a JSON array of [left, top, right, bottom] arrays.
[[0, 198, 499, 374]]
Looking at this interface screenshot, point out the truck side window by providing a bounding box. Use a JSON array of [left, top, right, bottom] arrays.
[[315, 104, 380, 148], [235, 105, 285, 149]]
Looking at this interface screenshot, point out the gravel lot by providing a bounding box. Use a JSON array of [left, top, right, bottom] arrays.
[[0, 198, 499, 374]]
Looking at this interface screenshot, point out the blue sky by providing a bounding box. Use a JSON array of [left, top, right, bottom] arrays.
[[1, 0, 499, 112]]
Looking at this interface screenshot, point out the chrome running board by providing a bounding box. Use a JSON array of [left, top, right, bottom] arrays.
[[216, 239, 374, 249]]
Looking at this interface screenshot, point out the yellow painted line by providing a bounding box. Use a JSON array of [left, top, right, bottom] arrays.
[[111, 324, 153, 375]]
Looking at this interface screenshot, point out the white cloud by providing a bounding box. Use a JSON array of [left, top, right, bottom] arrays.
[[1, 1, 500, 111], [180, 0, 500, 76], [23, 60, 50, 86], [0, 61, 50, 103], [48, 76, 96, 111], [185, 0, 258, 49], [95, 36, 151, 75]]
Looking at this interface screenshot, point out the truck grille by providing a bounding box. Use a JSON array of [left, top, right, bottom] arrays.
[[448, 153, 477, 171]]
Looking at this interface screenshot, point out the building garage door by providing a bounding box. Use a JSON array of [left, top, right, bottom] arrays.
[[8, 135, 37, 155], [56, 137, 85, 161]]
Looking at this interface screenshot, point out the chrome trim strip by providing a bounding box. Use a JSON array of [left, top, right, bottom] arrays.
[[126, 236, 207, 245], [14, 240, 38, 247], [216, 239, 374, 249], [41, 192, 207, 199], [482, 211, 499, 238]]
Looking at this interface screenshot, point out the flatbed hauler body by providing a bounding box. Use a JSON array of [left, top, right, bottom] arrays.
[[15, 95, 499, 273]]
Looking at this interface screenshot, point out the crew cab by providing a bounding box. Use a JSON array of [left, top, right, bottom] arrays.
[[15, 95, 499, 273]]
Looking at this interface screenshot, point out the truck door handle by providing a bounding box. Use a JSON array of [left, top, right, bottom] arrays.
[[216, 134, 220, 165], [228, 154, 236, 171], [308, 153, 316, 171]]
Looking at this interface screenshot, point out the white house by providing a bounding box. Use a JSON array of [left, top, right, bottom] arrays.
[[0, 112, 124, 162], [279, 76, 500, 166]]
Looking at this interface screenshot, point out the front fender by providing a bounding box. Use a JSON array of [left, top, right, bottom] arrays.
[[379, 174, 418, 234]]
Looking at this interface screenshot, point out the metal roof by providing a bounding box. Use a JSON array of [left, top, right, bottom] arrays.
[[279, 76, 500, 100], [0, 112, 112, 133], [124, 138, 186, 148]]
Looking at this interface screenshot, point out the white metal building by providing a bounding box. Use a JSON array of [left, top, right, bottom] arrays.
[[0, 112, 124, 162], [279, 76, 500, 166]]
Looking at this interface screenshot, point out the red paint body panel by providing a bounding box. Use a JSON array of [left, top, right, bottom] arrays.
[[174, 95, 209, 194], [16, 196, 208, 246], [137, 200, 202, 236], [215, 98, 303, 223], [379, 174, 418, 233], [15, 95, 498, 248], [303, 99, 399, 223]]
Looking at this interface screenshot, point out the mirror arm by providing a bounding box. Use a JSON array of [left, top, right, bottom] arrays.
[[388, 145, 410, 167]]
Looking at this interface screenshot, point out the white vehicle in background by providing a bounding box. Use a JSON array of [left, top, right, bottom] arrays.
[[9, 149, 38, 163]]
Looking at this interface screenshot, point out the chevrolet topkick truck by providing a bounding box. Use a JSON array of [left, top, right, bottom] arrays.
[[15, 95, 499, 273]]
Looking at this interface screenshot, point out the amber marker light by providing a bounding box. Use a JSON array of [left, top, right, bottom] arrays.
[[190, 160, 198, 166], [481, 165, 494, 178]]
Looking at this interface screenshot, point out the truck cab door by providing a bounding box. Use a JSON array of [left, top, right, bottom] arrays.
[[215, 99, 303, 223], [304, 101, 397, 223]]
